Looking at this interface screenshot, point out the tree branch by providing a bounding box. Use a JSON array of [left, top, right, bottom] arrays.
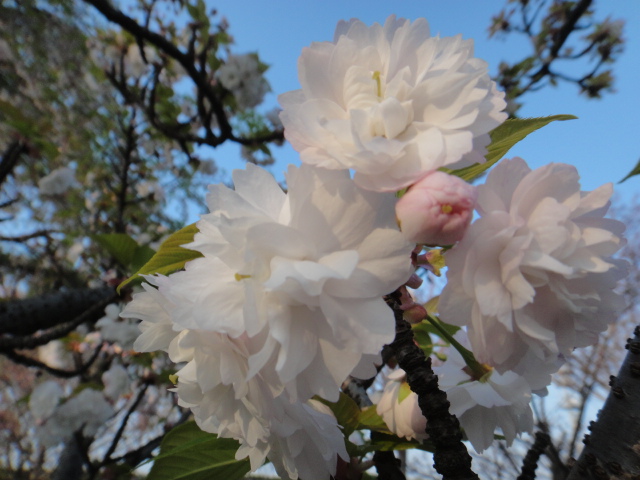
[[0, 286, 116, 337], [516, 431, 550, 480], [566, 325, 640, 479], [1, 341, 103, 378], [385, 292, 479, 480]]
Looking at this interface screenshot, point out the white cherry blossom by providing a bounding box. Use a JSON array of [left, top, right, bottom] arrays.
[[38, 167, 76, 195], [376, 369, 428, 441], [279, 15, 507, 192], [433, 334, 535, 452], [440, 157, 628, 371]]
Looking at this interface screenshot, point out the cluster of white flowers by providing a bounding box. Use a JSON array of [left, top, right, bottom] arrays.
[[120, 14, 627, 477], [279, 16, 506, 192], [38, 166, 76, 195], [32, 385, 114, 447], [122, 163, 413, 478], [217, 53, 270, 110]]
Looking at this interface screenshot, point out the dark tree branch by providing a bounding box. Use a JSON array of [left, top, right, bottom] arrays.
[[1, 341, 103, 378], [0, 139, 28, 188], [0, 287, 118, 350], [0, 286, 116, 336], [385, 291, 479, 480], [101, 383, 149, 466], [0, 229, 60, 242], [373, 448, 406, 480], [83, 0, 284, 149], [566, 325, 640, 479], [517, 431, 550, 480]]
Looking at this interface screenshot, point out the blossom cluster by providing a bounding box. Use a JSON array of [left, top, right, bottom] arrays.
[[120, 14, 627, 477]]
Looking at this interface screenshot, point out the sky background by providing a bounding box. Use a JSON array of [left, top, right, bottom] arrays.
[[197, 0, 640, 216]]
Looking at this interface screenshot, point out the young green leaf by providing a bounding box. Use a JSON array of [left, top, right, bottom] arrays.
[[117, 224, 202, 293], [147, 422, 251, 480], [446, 114, 577, 182], [619, 157, 640, 183], [317, 392, 361, 438], [93, 233, 139, 268], [411, 321, 434, 358]]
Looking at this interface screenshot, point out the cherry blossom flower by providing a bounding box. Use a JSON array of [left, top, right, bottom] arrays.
[[217, 53, 270, 110], [123, 276, 348, 479], [376, 369, 428, 441], [38, 167, 76, 195], [279, 15, 507, 192], [29, 381, 63, 422], [38, 389, 114, 447], [440, 157, 628, 371], [178, 163, 413, 402], [396, 171, 477, 245], [121, 163, 413, 478], [433, 333, 535, 452]]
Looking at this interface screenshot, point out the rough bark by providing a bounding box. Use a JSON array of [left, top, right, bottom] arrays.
[[566, 325, 640, 479], [386, 293, 479, 480], [0, 286, 116, 336]]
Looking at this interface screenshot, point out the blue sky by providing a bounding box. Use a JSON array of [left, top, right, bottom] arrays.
[[202, 0, 640, 206]]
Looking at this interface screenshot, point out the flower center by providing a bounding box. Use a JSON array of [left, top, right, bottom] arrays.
[[441, 204, 453, 214], [234, 273, 252, 281], [463, 363, 494, 382], [372, 70, 383, 99]]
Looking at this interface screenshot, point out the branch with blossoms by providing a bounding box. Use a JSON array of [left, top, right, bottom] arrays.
[[83, 0, 284, 158], [98, 14, 633, 480], [490, 0, 625, 115]]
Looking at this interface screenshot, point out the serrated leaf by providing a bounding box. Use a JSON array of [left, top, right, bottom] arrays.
[[148, 422, 250, 480], [357, 405, 391, 433], [117, 224, 202, 293], [620, 157, 640, 183], [131, 245, 156, 272], [317, 393, 361, 437], [93, 233, 139, 268], [446, 115, 577, 182]]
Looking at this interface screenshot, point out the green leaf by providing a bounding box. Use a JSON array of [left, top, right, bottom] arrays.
[[131, 245, 156, 272], [357, 405, 391, 434], [117, 224, 202, 293], [620, 157, 640, 183], [148, 422, 251, 480], [415, 317, 459, 341], [411, 321, 434, 357], [396, 381, 413, 404], [318, 393, 361, 437], [446, 114, 577, 182], [93, 233, 139, 268]]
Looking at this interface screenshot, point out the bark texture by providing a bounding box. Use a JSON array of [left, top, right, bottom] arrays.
[[566, 325, 640, 479]]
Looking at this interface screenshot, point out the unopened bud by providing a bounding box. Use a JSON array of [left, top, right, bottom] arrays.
[[396, 171, 477, 245]]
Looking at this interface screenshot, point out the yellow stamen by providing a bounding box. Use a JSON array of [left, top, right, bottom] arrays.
[[168, 374, 179, 385], [234, 273, 252, 281], [441, 204, 453, 214], [372, 71, 382, 98]]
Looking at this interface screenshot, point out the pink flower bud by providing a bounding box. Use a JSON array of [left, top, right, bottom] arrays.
[[396, 171, 477, 245]]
